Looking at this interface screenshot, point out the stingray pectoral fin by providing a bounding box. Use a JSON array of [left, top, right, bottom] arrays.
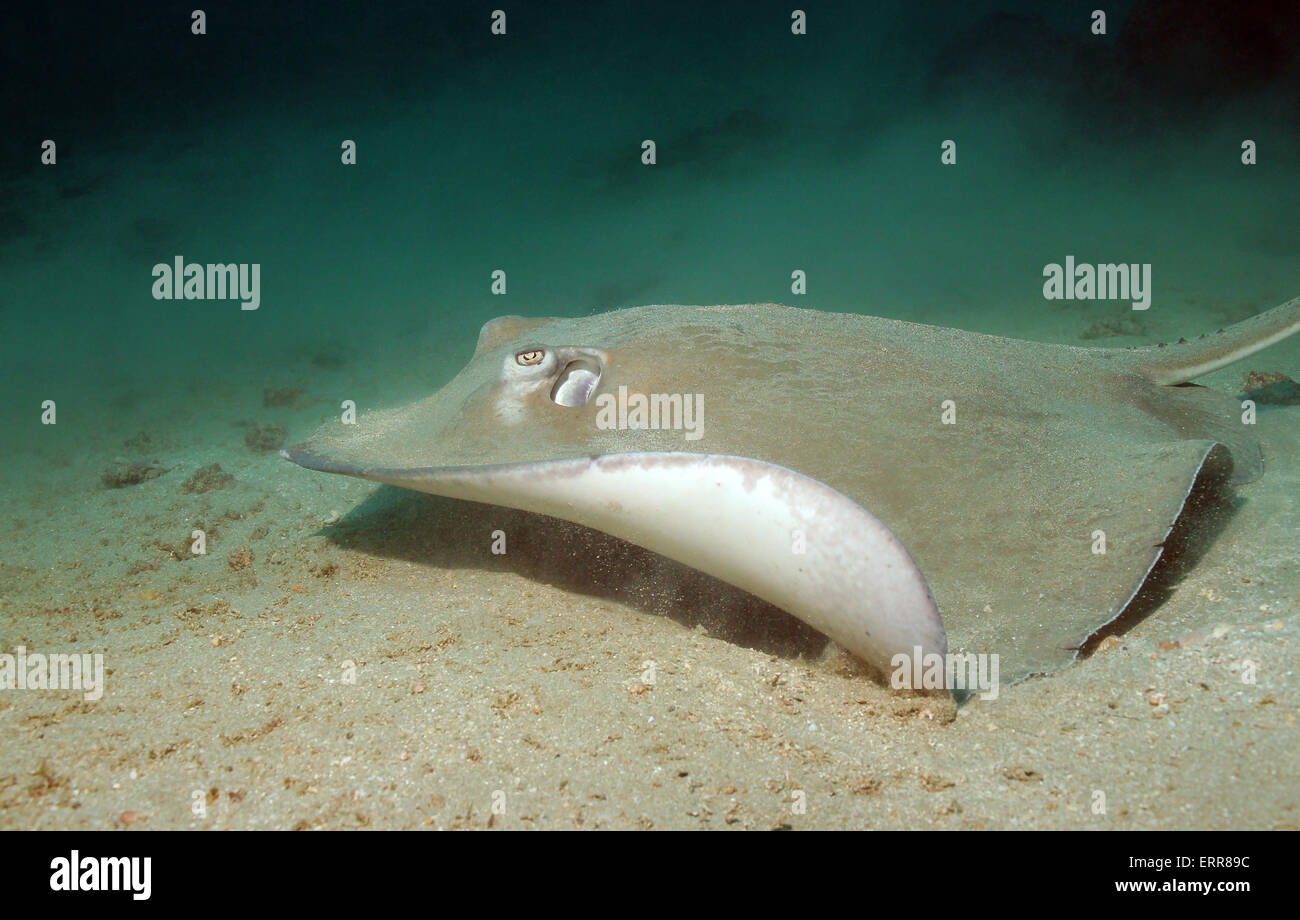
[[282, 448, 946, 676]]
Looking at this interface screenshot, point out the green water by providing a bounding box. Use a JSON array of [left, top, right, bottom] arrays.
[[1, 0, 1297, 448]]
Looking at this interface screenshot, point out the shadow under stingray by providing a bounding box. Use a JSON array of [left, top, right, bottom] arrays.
[[324, 461, 1242, 679], [1079, 458, 1241, 657], [325, 485, 838, 666]]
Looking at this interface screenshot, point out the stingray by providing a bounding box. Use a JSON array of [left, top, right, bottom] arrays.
[[283, 296, 1300, 684]]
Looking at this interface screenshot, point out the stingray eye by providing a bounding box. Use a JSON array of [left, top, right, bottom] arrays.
[[516, 349, 545, 367]]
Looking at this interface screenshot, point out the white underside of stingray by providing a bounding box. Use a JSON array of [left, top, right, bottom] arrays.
[[284, 449, 947, 673]]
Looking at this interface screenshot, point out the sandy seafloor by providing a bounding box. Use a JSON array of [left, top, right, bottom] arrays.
[[1, 277, 1295, 830], [1, 5, 1298, 831], [1, 344, 1298, 831]]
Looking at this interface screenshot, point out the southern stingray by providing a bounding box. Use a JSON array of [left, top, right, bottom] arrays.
[[283, 296, 1300, 684]]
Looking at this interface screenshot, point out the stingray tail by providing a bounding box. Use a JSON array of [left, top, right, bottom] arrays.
[[1122, 294, 1300, 385]]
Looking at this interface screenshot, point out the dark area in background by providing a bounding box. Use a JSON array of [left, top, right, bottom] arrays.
[[3, 0, 1297, 176]]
